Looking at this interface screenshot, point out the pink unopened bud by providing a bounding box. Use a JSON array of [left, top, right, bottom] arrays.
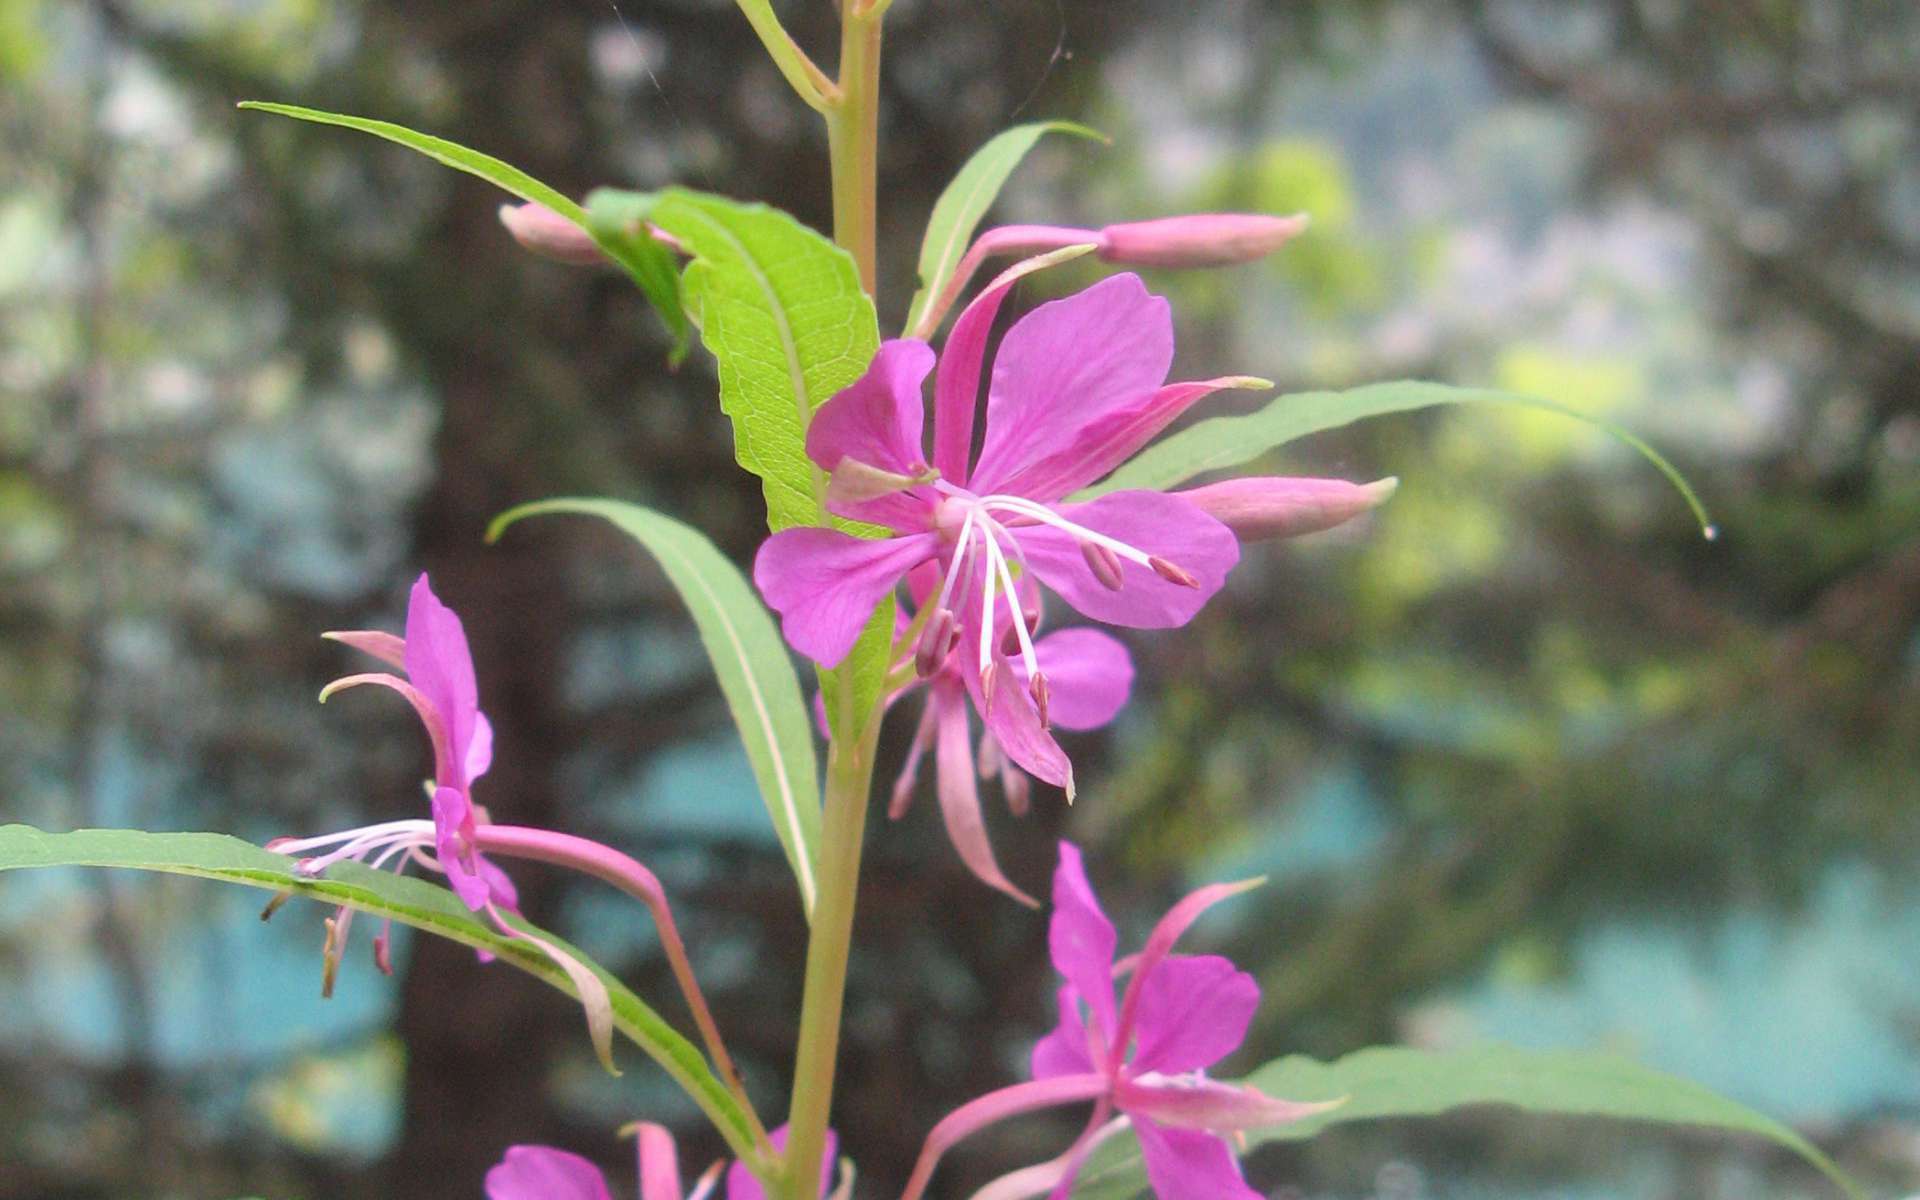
[[1097, 213, 1309, 269], [498, 202, 605, 266], [1178, 476, 1398, 542]]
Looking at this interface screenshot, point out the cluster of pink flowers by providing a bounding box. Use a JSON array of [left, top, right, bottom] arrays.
[[285, 208, 1388, 1199]]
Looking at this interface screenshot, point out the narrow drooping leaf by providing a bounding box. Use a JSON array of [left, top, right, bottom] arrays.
[[645, 189, 880, 533], [1068, 1044, 1859, 1200], [488, 499, 822, 920], [0, 825, 761, 1158], [903, 121, 1106, 335], [1079, 380, 1714, 535], [238, 103, 688, 358]]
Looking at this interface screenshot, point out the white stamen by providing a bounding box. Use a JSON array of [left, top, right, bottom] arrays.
[[297, 821, 435, 875], [979, 494, 1159, 568], [978, 526, 1001, 672], [929, 504, 978, 618], [986, 529, 1042, 681], [270, 819, 434, 858]]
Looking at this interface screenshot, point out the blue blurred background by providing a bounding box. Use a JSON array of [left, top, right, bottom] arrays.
[[3, 1, 1917, 1197]]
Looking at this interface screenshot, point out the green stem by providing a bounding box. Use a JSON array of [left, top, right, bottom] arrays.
[[776, 7, 887, 1196], [780, 706, 881, 1199], [826, 1, 883, 293]]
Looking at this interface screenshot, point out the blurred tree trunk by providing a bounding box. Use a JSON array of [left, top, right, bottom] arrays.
[[378, 5, 596, 1193]]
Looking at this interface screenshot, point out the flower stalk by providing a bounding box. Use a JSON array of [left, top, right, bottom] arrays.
[[780, 710, 882, 1200], [827, 0, 883, 293], [775, 2, 890, 1195], [473, 825, 771, 1158]]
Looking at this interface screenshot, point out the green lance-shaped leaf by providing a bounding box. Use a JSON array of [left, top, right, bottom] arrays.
[[1078, 380, 1714, 536], [1068, 1044, 1860, 1200], [0, 825, 761, 1160], [488, 499, 823, 921], [237, 102, 688, 359], [643, 188, 880, 534], [903, 121, 1107, 335]]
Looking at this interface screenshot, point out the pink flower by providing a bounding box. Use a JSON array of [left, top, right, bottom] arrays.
[[314, 573, 515, 913], [267, 574, 518, 990], [885, 568, 1133, 906], [274, 574, 635, 1072], [756, 271, 1250, 796], [486, 1124, 840, 1200], [899, 843, 1332, 1200]]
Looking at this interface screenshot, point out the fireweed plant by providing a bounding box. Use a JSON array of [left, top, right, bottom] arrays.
[[0, 5, 1872, 1200]]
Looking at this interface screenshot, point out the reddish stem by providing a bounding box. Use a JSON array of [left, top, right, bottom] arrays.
[[474, 824, 769, 1150]]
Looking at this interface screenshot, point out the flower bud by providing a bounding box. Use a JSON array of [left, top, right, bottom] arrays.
[[1098, 213, 1309, 269], [497, 202, 604, 266], [1178, 476, 1397, 542]]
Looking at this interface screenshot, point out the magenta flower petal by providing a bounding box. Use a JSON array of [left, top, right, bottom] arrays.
[[1031, 984, 1096, 1080], [754, 529, 939, 667], [969, 275, 1173, 495], [1126, 954, 1259, 1075], [1013, 492, 1238, 629], [475, 851, 521, 912], [807, 339, 932, 476], [934, 678, 1038, 906], [933, 251, 1081, 485], [404, 574, 482, 787], [726, 1123, 836, 1200], [1048, 842, 1119, 1039], [1131, 1119, 1261, 1200], [431, 785, 491, 911], [997, 376, 1268, 503], [807, 340, 937, 529], [1022, 628, 1133, 732], [964, 651, 1073, 795], [322, 628, 407, 668], [466, 711, 495, 782], [484, 1145, 615, 1200], [633, 1123, 684, 1200], [1111, 877, 1263, 1061]]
